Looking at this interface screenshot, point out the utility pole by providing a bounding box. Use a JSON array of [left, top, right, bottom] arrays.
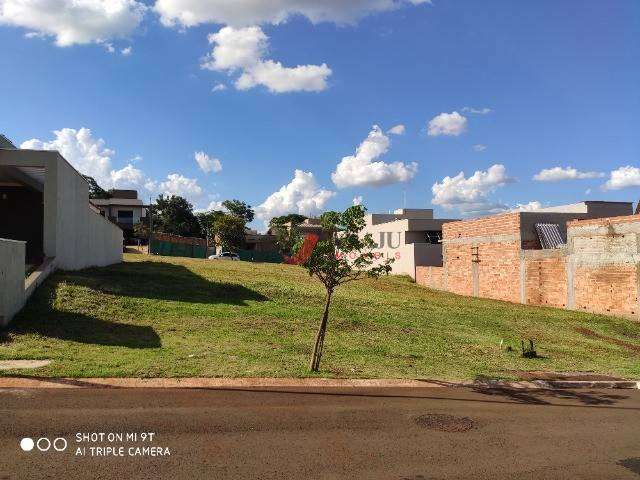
[[148, 196, 153, 255]]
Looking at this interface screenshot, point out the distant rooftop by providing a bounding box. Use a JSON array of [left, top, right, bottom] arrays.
[[109, 189, 138, 200], [0, 134, 17, 149], [528, 201, 632, 216]]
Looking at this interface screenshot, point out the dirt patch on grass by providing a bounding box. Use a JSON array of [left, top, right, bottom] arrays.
[[575, 327, 640, 354]]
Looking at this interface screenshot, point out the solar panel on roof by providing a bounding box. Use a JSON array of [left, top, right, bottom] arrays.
[[535, 223, 565, 249]]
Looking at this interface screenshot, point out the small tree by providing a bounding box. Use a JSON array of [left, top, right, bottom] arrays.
[[301, 205, 392, 372]]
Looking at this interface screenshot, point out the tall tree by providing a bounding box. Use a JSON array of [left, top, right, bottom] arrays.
[[301, 206, 392, 372], [196, 210, 226, 240], [222, 199, 255, 223], [83, 175, 111, 199], [213, 214, 246, 251], [151, 195, 202, 238]]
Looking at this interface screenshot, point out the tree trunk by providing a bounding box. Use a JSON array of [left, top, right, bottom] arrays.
[[309, 289, 333, 372]]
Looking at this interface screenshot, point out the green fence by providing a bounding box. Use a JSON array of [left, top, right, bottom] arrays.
[[150, 239, 208, 259], [237, 250, 283, 263]]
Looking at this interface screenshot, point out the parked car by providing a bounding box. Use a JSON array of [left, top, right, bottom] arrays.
[[208, 252, 240, 261]]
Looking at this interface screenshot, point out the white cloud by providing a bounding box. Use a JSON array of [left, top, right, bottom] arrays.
[[462, 106, 492, 115], [155, 0, 430, 28], [212, 83, 227, 92], [121, 46, 132, 56], [387, 124, 405, 135], [533, 166, 604, 182], [202, 26, 331, 93], [21, 128, 116, 187], [427, 111, 467, 137], [156, 173, 204, 199], [256, 169, 335, 224], [602, 166, 640, 191], [19, 128, 208, 205], [110, 164, 145, 189], [472, 144, 487, 152], [352, 195, 363, 206], [205, 200, 225, 211], [431, 164, 515, 216], [331, 125, 418, 188], [104, 42, 115, 53], [195, 151, 222, 174], [511, 201, 542, 212], [0, 0, 146, 47]]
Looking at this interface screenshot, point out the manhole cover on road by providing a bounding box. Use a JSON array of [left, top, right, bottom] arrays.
[[414, 414, 475, 432]]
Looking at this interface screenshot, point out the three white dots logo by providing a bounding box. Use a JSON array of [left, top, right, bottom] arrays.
[[20, 437, 67, 452]]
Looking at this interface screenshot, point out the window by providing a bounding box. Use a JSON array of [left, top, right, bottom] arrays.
[[117, 210, 134, 224]]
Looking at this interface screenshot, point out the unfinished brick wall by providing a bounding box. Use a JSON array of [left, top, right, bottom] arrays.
[[443, 243, 474, 296], [524, 252, 567, 308], [415, 212, 640, 320], [573, 266, 638, 316], [441, 213, 522, 302], [415, 266, 445, 290], [567, 215, 640, 318]]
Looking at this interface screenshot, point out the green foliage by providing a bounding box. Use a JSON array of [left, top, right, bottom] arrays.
[[150, 195, 202, 238], [196, 210, 226, 240], [269, 214, 308, 256], [222, 199, 255, 223], [133, 219, 150, 240], [213, 214, 246, 251], [83, 175, 111, 199], [302, 205, 392, 292]]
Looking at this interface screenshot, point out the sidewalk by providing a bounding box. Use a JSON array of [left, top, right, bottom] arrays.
[[0, 376, 637, 389]]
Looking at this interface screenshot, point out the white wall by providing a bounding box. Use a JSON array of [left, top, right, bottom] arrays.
[[0, 238, 25, 327], [50, 158, 123, 270], [359, 217, 444, 278]]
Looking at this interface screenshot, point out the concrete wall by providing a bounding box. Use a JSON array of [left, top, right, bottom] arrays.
[[44, 152, 123, 270], [0, 149, 123, 271], [417, 212, 640, 320], [0, 238, 25, 327]]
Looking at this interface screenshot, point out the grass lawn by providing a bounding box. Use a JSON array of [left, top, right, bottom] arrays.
[[1, 253, 639, 379]]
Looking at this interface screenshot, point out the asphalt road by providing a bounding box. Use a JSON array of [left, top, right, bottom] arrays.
[[1, 385, 639, 479]]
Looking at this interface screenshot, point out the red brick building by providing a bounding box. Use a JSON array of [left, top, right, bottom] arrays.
[[416, 201, 639, 319]]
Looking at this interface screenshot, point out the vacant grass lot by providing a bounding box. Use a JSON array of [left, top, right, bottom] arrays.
[[1, 254, 639, 379]]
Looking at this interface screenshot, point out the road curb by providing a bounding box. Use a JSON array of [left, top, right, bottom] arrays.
[[0, 377, 637, 389]]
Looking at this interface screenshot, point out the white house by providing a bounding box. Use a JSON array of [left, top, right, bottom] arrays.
[[0, 142, 123, 325], [359, 208, 457, 279]]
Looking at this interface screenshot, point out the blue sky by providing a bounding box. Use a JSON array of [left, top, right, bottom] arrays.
[[1, 0, 638, 227]]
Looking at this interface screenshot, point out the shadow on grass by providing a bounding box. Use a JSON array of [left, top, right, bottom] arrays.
[[4, 260, 267, 348], [10, 311, 161, 348], [61, 261, 268, 305]]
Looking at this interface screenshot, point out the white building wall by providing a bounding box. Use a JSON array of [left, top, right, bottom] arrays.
[[51, 158, 123, 270], [0, 238, 25, 326], [360, 214, 446, 279]]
